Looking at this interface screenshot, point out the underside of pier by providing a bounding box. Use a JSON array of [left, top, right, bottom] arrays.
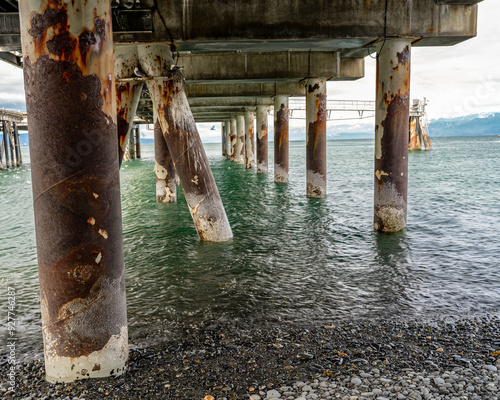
[[0, 0, 481, 383]]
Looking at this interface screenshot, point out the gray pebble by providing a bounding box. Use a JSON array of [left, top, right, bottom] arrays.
[[266, 389, 281, 399], [351, 377, 362, 385]]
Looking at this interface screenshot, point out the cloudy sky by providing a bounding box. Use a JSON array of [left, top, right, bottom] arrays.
[[1, 1, 498, 140]]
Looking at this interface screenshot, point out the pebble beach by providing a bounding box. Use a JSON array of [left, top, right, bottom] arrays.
[[1, 315, 499, 399]]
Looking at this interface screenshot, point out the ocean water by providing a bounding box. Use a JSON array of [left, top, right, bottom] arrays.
[[1, 135, 499, 360]]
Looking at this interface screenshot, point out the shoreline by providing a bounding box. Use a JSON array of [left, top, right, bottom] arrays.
[[1, 315, 499, 399]]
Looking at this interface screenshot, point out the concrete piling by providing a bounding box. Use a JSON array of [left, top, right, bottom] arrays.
[[128, 123, 136, 159], [224, 121, 230, 157], [154, 119, 177, 203], [236, 113, 246, 165], [114, 45, 143, 166], [256, 105, 269, 174], [221, 122, 226, 156], [229, 117, 237, 161], [19, 0, 128, 382], [245, 110, 255, 169], [135, 125, 141, 159], [8, 122, 17, 167], [138, 44, 233, 242], [13, 122, 21, 166], [374, 39, 412, 233], [306, 78, 327, 198], [274, 95, 289, 183], [2, 121, 10, 168]]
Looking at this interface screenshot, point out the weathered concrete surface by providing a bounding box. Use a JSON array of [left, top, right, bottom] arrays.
[[274, 95, 289, 183], [235, 113, 246, 165], [112, 1, 479, 50], [306, 78, 327, 198], [188, 97, 274, 108], [2, 120, 10, 168], [135, 125, 141, 159], [178, 52, 363, 83], [185, 82, 306, 98], [19, 0, 128, 383], [114, 45, 143, 165], [256, 105, 269, 174], [154, 120, 177, 203], [138, 44, 232, 242], [245, 110, 255, 169], [1, 2, 479, 63], [128, 124, 136, 160], [374, 39, 412, 233], [221, 121, 227, 156], [229, 117, 237, 161]]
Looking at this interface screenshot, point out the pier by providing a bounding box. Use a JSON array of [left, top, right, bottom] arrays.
[[0, 109, 23, 170], [0, 0, 483, 383]]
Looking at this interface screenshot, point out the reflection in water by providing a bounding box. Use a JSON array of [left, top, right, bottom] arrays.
[[370, 231, 417, 316]]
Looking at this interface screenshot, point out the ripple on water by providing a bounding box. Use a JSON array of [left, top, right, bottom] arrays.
[[0, 137, 499, 356]]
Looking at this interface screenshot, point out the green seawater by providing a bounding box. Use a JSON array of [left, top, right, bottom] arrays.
[[1, 136, 499, 359]]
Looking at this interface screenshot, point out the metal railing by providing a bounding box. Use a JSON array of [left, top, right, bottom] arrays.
[[288, 99, 375, 121]]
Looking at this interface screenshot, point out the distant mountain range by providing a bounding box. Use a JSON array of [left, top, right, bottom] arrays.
[[14, 112, 500, 146], [322, 112, 500, 141]]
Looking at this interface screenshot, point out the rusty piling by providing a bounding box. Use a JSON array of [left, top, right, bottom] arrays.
[[8, 122, 17, 167], [128, 123, 136, 159], [135, 125, 141, 158], [274, 95, 289, 183], [19, 0, 128, 382], [245, 110, 255, 169], [256, 105, 268, 174], [374, 39, 412, 233], [154, 119, 177, 203], [2, 121, 10, 168], [13, 122, 21, 166], [229, 117, 237, 161], [224, 121, 230, 157], [236, 113, 246, 165], [221, 122, 226, 156], [0, 123, 4, 170], [306, 78, 327, 198], [138, 44, 232, 242], [114, 45, 143, 166]]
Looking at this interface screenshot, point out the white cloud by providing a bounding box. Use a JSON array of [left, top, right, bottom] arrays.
[[331, 1, 500, 120]]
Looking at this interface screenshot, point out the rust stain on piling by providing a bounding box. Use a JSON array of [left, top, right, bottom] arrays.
[[154, 119, 177, 203], [274, 103, 288, 180], [374, 89, 409, 231], [397, 46, 410, 66], [257, 119, 268, 172], [23, 3, 125, 359], [306, 91, 327, 197], [153, 78, 231, 241], [116, 83, 133, 164]]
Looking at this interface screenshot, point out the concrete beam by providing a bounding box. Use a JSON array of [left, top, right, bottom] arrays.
[[112, 1, 478, 49], [178, 52, 364, 83], [0, 2, 479, 54], [185, 82, 306, 98], [0, 109, 23, 123], [191, 108, 250, 115], [188, 98, 273, 108], [194, 114, 251, 121], [437, 1, 482, 4], [0, 13, 20, 51], [0, 51, 22, 67]]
